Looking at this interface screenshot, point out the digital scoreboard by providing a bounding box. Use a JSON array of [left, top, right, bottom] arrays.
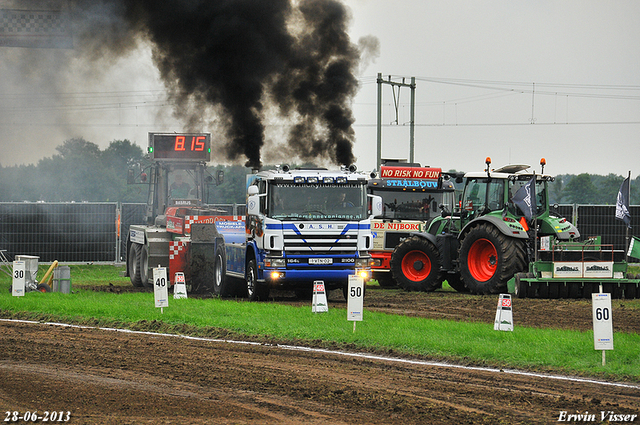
[[148, 133, 211, 161]]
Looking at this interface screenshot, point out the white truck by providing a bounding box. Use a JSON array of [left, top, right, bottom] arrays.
[[225, 165, 383, 300]]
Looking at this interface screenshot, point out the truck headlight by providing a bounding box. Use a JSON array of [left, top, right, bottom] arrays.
[[270, 271, 285, 280], [265, 258, 286, 268], [355, 258, 371, 268], [357, 269, 370, 280]]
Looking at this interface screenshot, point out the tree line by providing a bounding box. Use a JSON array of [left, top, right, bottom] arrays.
[[1, 138, 638, 205]]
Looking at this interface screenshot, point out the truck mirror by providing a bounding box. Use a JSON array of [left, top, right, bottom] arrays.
[[217, 170, 224, 185], [247, 194, 260, 215], [368, 194, 383, 218]]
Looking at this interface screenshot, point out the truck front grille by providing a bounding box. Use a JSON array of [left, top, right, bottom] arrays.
[[283, 233, 358, 255]]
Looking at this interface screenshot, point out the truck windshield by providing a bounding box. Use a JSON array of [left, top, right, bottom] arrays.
[[168, 170, 197, 200], [269, 183, 367, 220], [462, 178, 505, 215], [370, 189, 449, 221]]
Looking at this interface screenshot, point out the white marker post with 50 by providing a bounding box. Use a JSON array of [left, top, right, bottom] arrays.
[[347, 275, 364, 332]]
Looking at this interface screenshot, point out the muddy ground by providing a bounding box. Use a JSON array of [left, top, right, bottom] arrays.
[[1, 285, 639, 424]]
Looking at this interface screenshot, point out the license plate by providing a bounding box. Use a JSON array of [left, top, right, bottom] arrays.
[[309, 258, 332, 265]]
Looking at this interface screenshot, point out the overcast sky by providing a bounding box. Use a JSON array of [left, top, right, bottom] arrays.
[[1, 0, 638, 177], [345, 0, 640, 176]]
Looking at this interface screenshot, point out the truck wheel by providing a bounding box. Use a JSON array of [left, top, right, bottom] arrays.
[[390, 236, 441, 292], [246, 258, 269, 301], [372, 271, 396, 288], [213, 246, 229, 297], [459, 223, 527, 295], [128, 244, 143, 287], [139, 245, 151, 288], [513, 273, 527, 299]]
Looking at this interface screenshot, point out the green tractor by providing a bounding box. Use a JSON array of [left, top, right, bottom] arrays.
[[392, 158, 580, 295]]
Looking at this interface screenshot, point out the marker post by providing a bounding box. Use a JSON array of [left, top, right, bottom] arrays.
[[173, 272, 188, 299], [12, 261, 26, 297], [494, 294, 514, 331], [153, 266, 169, 313], [312, 281, 329, 313], [347, 275, 364, 332], [592, 287, 613, 366]]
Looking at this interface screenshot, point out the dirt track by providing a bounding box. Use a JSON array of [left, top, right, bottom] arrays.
[[1, 286, 639, 424]]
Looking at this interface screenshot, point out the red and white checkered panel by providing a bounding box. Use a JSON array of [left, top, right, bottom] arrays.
[[169, 241, 188, 284]]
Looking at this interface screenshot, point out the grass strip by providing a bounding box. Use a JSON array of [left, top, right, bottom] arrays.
[[0, 287, 638, 383]]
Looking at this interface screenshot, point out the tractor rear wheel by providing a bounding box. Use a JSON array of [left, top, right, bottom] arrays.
[[390, 236, 441, 292], [459, 223, 527, 295]]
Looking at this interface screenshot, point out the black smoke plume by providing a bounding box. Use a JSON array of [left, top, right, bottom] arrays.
[[67, 0, 367, 168]]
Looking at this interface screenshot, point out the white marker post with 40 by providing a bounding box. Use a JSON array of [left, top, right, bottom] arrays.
[[153, 266, 169, 313]]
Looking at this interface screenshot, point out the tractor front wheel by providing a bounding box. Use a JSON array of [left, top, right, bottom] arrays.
[[390, 236, 441, 292], [459, 223, 527, 295]]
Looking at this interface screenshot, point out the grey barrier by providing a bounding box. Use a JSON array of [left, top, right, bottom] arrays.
[[0, 202, 636, 264]]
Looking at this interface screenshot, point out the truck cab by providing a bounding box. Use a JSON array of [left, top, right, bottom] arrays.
[[367, 162, 457, 289], [233, 165, 383, 300]]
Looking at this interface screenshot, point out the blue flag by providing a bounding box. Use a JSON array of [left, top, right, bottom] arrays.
[[615, 176, 631, 228], [511, 177, 535, 222]]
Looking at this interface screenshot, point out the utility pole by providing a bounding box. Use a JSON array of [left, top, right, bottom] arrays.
[[376, 73, 416, 169]]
